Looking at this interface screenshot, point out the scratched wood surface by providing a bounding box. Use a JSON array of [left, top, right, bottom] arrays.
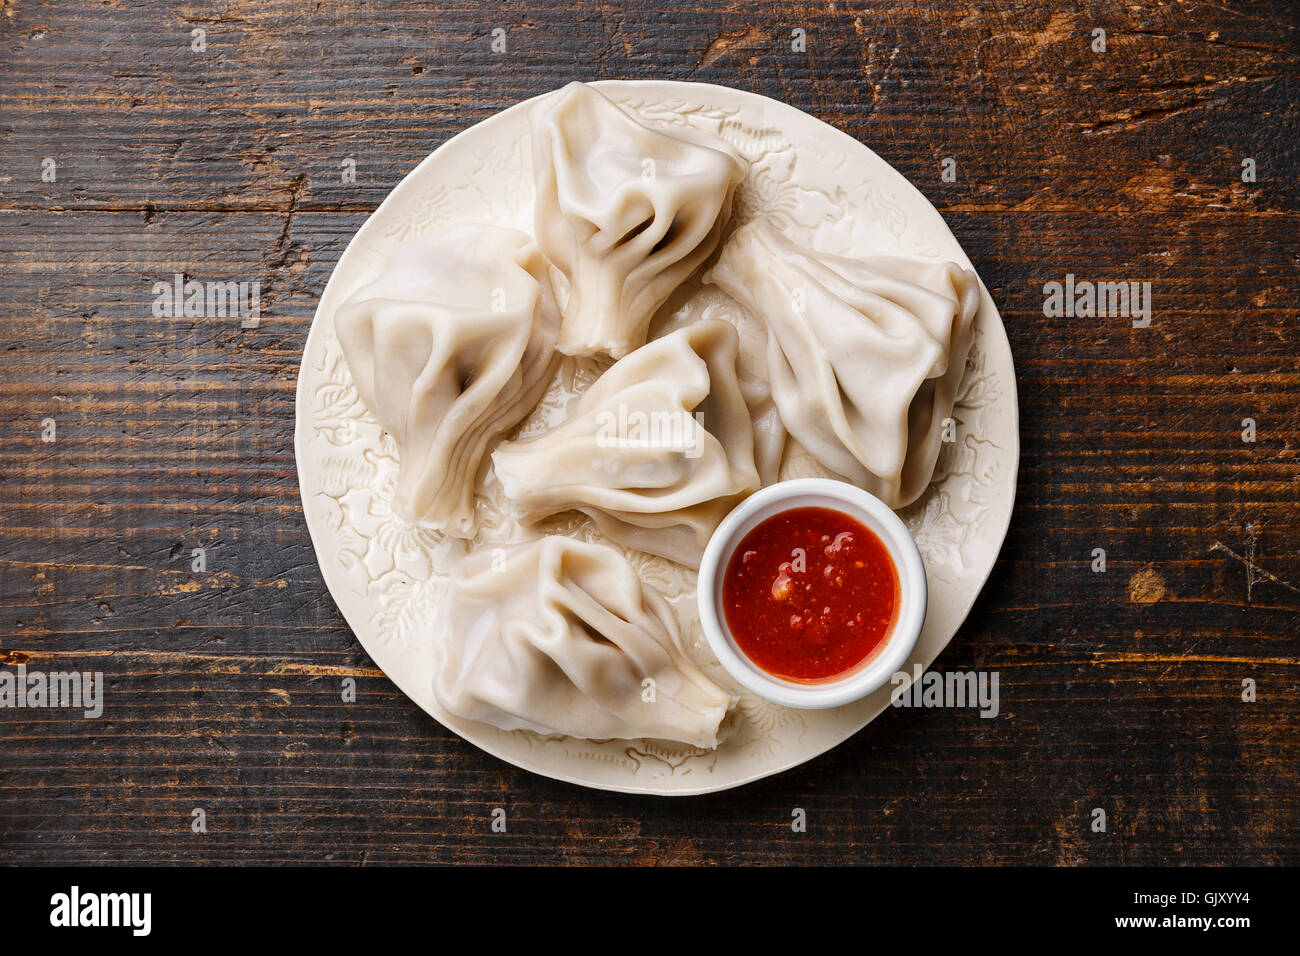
[[0, 0, 1296, 865]]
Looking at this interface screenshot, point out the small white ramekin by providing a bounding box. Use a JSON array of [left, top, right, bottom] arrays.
[[697, 478, 927, 709]]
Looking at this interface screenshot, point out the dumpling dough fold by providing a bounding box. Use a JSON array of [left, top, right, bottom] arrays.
[[491, 320, 760, 568], [532, 81, 746, 358], [431, 536, 735, 748], [706, 220, 981, 508], [333, 225, 559, 535]]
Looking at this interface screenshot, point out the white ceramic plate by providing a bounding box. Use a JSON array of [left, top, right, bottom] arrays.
[[294, 80, 1019, 795]]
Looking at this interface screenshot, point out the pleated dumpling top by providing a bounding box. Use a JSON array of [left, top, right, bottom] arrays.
[[431, 536, 735, 748], [706, 219, 981, 508], [333, 225, 560, 534], [532, 82, 746, 358]]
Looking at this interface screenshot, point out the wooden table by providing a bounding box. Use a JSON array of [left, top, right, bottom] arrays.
[[1, 0, 1295, 865]]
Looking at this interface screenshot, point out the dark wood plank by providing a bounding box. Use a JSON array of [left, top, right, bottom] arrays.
[[0, 0, 1296, 864]]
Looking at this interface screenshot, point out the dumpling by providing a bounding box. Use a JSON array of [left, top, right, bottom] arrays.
[[706, 220, 981, 508], [740, 376, 787, 487], [431, 536, 735, 748], [334, 224, 559, 534], [491, 320, 760, 567], [531, 81, 746, 358], [650, 292, 787, 485]]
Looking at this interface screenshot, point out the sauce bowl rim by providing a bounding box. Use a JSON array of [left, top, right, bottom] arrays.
[[697, 477, 928, 710]]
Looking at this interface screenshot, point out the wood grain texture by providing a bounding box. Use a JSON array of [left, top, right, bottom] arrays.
[[0, 0, 1296, 865]]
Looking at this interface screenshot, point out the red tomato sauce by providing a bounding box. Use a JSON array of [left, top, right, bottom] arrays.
[[722, 506, 899, 683]]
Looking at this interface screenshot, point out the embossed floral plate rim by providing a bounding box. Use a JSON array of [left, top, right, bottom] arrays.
[[294, 79, 1019, 795]]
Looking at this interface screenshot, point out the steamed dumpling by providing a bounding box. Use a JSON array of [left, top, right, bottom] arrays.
[[651, 292, 788, 485], [431, 536, 735, 748], [334, 225, 559, 534], [532, 82, 746, 358], [706, 220, 980, 508], [491, 320, 760, 567]]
